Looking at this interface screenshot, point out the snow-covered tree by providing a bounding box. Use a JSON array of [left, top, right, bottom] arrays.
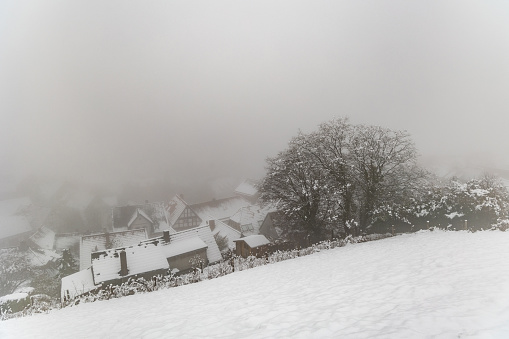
[[57, 249, 78, 279], [349, 124, 425, 231], [259, 134, 334, 242], [259, 118, 425, 238]]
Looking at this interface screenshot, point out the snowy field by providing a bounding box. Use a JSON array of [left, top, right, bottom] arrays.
[[2, 230, 509, 338]]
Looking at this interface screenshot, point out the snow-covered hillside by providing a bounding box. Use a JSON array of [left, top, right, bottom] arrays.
[[2, 231, 509, 338]]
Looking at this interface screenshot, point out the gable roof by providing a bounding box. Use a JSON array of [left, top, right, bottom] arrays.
[[61, 267, 96, 301], [208, 219, 241, 249], [234, 234, 270, 248], [161, 237, 207, 258], [91, 242, 169, 285], [190, 196, 252, 221], [127, 208, 154, 228], [166, 195, 189, 227], [229, 204, 276, 236], [0, 197, 33, 241], [80, 229, 148, 270], [113, 202, 169, 231], [141, 224, 222, 264], [29, 226, 55, 250], [167, 225, 222, 264]]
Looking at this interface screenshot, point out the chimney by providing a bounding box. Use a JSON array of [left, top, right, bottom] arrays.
[[119, 250, 128, 276], [179, 193, 184, 201], [209, 220, 216, 231], [163, 230, 170, 243], [145, 199, 149, 204]]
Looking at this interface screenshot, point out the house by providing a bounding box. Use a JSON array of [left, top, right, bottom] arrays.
[[0, 198, 34, 248], [190, 196, 252, 225], [233, 235, 271, 258], [141, 224, 223, 270], [166, 195, 202, 232], [207, 219, 241, 252], [112, 202, 170, 237], [28, 225, 55, 250], [63, 225, 223, 301], [91, 242, 169, 286], [79, 228, 148, 270], [228, 204, 275, 236], [234, 179, 260, 203], [61, 267, 98, 301], [62, 242, 170, 302]]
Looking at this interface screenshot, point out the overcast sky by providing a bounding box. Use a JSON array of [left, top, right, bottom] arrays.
[[1, 0, 509, 185]]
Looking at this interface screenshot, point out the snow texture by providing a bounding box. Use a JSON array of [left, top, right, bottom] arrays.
[[0, 293, 28, 304], [161, 237, 207, 258], [191, 196, 252, 222], [208, 219, 241, 249], [79, 229, 148, 270], [92, 243, 169, 285], [61, 267, 96, 300], [234, 234, 270, 248], [3, 231, 509, 338]]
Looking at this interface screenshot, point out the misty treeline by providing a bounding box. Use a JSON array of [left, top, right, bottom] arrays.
[[259, 117, 509, 242]]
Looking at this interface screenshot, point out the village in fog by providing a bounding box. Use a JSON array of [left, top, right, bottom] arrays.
[[2, 0, 509, 337]]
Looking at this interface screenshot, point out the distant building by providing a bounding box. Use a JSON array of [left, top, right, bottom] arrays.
[[234, 179, 259, 203], [233, 235, 270, 258], [112, 202, 170, 237], [206, 219, 241, 251], [166, 195, 202, 232]]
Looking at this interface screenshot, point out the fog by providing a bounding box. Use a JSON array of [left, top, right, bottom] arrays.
[[2, 1, 509, 194]]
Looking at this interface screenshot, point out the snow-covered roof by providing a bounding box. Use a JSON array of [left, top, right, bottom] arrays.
[[0, 293, 29, 304], [168, 225, 222, 264], [0, 197, 33, 240], [234, 235, 270, 248], [80, 229, 148, 270], [127, 208, 154, 228], [166, 195, 189, 227], [191, 196, 252, 221], [208, 219, 241, 249], [29, 226, 55, 250], [234, 179, 259, 197], [113, 202, 169, 232], [161, 237, 207, 258], [92, 243, 169, 285], [230, 204, 276, 236], [61, 267, 97, 301], [142, 224, 222, 264]]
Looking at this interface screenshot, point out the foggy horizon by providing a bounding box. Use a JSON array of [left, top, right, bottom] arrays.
[[2, 1, 509, 189]]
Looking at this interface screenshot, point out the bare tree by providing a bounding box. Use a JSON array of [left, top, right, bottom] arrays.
[[259, 135, 334, 242], [349, 124, 424, 230]]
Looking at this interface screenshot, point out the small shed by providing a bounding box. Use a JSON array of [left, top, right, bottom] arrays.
[[233, 235, 270, 258]]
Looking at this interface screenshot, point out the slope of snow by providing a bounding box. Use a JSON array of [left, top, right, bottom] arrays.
[[2, 231, 509, 338]]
